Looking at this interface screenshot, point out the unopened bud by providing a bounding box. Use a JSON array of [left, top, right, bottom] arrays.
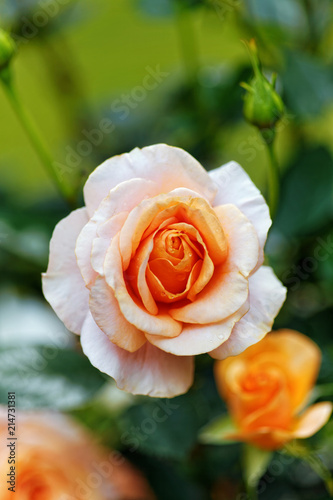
[[241, 39, 284, 130], [0, 29, 16, 72]]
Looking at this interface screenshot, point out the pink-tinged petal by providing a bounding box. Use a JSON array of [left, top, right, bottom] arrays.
[[291, 402, 333, 439], [214, 204, 259, 277], [75, 220, 98, 287], [146, 302, 249, 356], [42, 208, 89, 334], [210, 266, 287, 360], [75, 178, 158, 285], [92, 177, 160, 221], [105, 234, 182, 337], [210, 162, 271, 266], [81, 312, 194, 397], [89, 276, 146, 352], [91, 212, 128, 276], [169, 267, 248, 324], [84, 144, 217, 216]]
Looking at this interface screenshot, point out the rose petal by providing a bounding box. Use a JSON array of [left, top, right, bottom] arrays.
[[125, 217, 183, 312], [247, 330, 321, 412], [126, 232, 158, 315], [119, 190, 227, 271], [75, 178, 158, 286], [225, 402, 333, 450], [75, 220, 99, 287], [146, 302, 249, 356], [146, 222, 214, 303], [147, 260, 203, 303], [291, 402, 333, 438], [214, 204, 259, 277], [105, 234, 182, 337], [91, 212, 128, 276], [221, 427, 287, 450], [169, 267, 248, 324], [210, 266, 286, 359], [81, 312, 194, 397], [239, 374, 292, 431], [84, 144, 217, 216], [210, 161, 271, 267], [89, 276, 146, 352], [42, 208, 89, 335], [166, 222, 215, 300]]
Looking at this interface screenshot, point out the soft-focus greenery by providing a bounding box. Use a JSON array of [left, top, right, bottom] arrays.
[[1, 1, 333, 499]]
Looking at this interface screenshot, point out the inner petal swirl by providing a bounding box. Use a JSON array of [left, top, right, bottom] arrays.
[[125, 195, 228, 310]]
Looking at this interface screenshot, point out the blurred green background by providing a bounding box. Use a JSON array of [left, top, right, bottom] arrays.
[[1, 1, 333, 499]]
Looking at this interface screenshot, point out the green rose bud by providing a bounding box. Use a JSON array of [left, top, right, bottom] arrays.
[[0, 29, 16, 72], [241, 39, 284, 130]]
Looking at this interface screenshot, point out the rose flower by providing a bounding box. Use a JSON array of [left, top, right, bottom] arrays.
[[214, 329, 333, 450], [43, 144, 286, 397], [0, 409, 154, 500]]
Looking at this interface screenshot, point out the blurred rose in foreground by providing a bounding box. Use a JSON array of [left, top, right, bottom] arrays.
[[215, 329, 332, 450], [43, 144, 286, 397], [0, 409, 154, 499]]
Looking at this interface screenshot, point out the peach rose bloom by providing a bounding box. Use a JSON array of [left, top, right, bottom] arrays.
[[42, 144, 286, 397], [214, 329, 333, 450], [0, 408, 154, 500]]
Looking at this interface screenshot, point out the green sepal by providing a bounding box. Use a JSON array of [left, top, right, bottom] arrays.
[[243, 444, 273, 499], [199, 414, 239, 445]]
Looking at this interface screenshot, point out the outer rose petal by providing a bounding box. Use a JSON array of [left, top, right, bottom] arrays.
[[145, 302, 249, 356], [75, 178, 158, 286], [213, 203, 259, 277], [91, 212, 129, 276], [84, 144, 217, 216], [291, 402, 333, 438], [210, 266, 287, 359], [81, 312, 194, 397], [210, 161, 271, 267], [42, 208, 89, 335], [89, 276, 146, 352]]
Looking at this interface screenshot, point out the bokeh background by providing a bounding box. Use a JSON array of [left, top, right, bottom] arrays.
[[1, 0, 333, 499]]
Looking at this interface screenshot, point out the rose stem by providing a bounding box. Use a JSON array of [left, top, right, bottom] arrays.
[[262, 132, 280, 220], [0, 68, 75, 209]]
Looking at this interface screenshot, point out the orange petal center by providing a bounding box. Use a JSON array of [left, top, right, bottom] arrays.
[[125, 195, 228, 308]]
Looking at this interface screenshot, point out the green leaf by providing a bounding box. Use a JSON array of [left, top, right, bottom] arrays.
[[282, 50, 333, 119], [0, 346, 106, 410], [311, 383, 333, 401], [275, 147, 333, 238], [199, 414, 238, 445], [243, 444, 273, 498], [119, 395, 199, 460]]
